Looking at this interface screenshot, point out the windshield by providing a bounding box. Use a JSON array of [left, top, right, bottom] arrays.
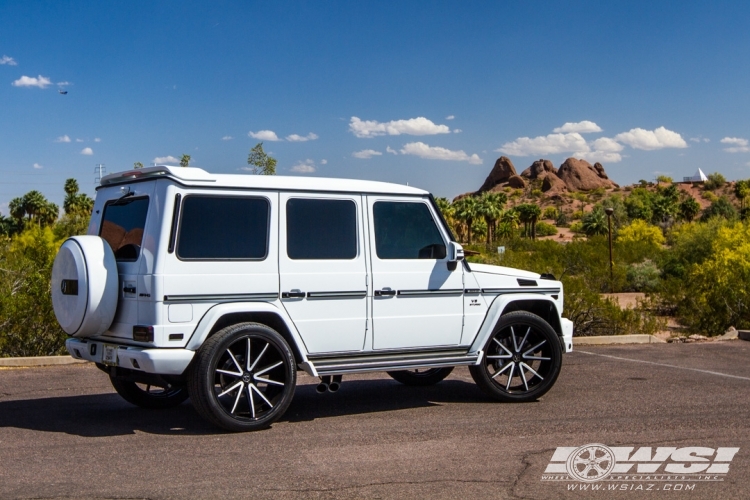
[[100, 197, 149, 261]]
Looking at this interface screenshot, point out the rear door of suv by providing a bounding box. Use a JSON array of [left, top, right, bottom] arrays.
[[278, 193, 368, 353]]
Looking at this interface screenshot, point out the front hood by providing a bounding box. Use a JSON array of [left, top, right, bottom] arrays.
[[469, 263, 540, 280]]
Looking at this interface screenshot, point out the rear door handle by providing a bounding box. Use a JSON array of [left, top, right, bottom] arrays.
[[374, 289, 396, 297], [282, 291, 306, 299]]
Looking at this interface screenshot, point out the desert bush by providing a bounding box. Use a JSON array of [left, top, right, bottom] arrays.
[[542, 206, 559, 220], [626, 259, 661, 292], [618, 219, 665, 246], [701, 196, 738, 222], [534, 221, 558, 236], [703, 172, 726, 191]]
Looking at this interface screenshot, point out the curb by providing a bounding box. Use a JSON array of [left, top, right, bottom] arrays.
[[0, 356, 89, 367], [739, 331, 750, 342], [574, 334, 666, 346]]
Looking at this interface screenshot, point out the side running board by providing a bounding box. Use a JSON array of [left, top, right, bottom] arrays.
[[309, 349, 481, 376]]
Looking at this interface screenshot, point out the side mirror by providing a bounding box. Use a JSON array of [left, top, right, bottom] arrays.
[[448, 241, 464, 262]]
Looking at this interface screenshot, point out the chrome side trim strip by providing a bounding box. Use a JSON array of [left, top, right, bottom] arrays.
[[306, 290, 367, 299], [163, 293, 279, 302], [314, 354, 480, 375], [481, 287, 560, 295], [396, 289, 464, 296]]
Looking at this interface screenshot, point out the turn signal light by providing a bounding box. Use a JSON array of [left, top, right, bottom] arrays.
[[132, 325, 154, 342]]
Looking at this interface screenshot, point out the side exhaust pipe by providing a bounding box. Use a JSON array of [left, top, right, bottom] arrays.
[[328, 375, 343, 393], [316, 375, 331, 394]]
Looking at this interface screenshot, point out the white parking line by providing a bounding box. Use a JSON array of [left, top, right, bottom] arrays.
[[577, 350, 750, 382]]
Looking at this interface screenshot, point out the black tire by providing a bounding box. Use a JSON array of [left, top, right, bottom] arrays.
[[387, 367, 454, 386], [109, 377, 188, 409], [469, 311, 562, 402], [188, 322, 296, 432]]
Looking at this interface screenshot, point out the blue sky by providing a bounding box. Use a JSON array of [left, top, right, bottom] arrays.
[[2, 1, 750, 213]]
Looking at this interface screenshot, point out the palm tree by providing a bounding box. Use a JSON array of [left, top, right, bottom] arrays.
[[434, 197, 459, 237], [516, 204, 541, 238], [581, 208, 608, 236], [180, 154, 191, 168], [453, 196, 478, 244], [476, 192, 506, 244]]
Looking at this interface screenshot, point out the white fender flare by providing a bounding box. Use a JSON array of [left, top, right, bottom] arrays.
[[184, 301, 310, 364], [468, 294, 563, 354]]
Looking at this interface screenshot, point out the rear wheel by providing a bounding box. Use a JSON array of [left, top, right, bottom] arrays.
[[387, 367, 454, 386], [188, 322, 296, 432], [109, 377, 188, 409], [469, 311, 562, 402]]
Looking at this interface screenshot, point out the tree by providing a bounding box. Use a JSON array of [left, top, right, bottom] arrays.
[[62, 178, 94, 216], [247, 142, 277, 175], [618, 219, 665, 246], [453, 196, 478, 244], [476, 192, 506, 244], [581, 208, 608, 236], [704, 172, 726, 190], [656, 175, 673, 184], [180, 154, 191, 168], [701, 196, 738, 221], [679, 196, 701, 222], [134, 162, 144, 169], [734, 180, 750, 211], [516, 203, 541, 239]]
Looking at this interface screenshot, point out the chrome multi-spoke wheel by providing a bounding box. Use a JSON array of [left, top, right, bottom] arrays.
[[469, 311, 562, 402], [110, 378, 188, 409], [387, 367, 454, 386], [188, 322, 296, 432]]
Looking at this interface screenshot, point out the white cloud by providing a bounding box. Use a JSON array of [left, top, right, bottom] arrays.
[[56, 81, 71, 87], [352, 149, 382, 159], [400, 142, 482, 164], [446, 115, 455, 120], [94, 138, 101, 142], [320, 159, 328, 165], [689, 137, 709, 143], [614, 126, 687, 150], [453, 129, 462, 133], [248, 130, 281, 141], [76, 138, 84, 143], [553, 121, 602, 134], [290, 159, 316, 173], [575, 151, 623, 163], [80, 147, 93, 155], [721, 137, 749, 153], [349, 116, 451, 138], [221, 135, 233, 141], [590, 137, 624, 153], [54, 135, 71, 143], [33, 163, 43, 169], [386, 146, 398, 155], [497, 132, 589, 156], [286, 132, 318, 142], [1, 55, 17, 66], [0, 202, 7, 216], [12, 75, 52, 88], [154, 155, 179, 164]]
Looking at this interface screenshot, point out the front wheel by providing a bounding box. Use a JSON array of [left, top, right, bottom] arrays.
[[387, 367, 454, 386], [188, 322, 297, 432], [109, 377, 188, 409], [469, 311, 562, 402]]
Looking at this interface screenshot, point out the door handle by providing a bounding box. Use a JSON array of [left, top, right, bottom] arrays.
[[374, 289, 396, 297], [282, 291, 306, 299]]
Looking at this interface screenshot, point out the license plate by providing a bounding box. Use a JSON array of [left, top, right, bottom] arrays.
[[102, 344, 118, 366]]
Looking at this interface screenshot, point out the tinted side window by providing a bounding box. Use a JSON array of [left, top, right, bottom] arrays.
[[373, 201, 446, 259], [177, 196, 269, 259], [286, 198, 357, 260], [100, 197, 149, 261]]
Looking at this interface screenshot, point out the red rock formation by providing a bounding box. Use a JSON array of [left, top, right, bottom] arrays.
[[477, 156, 518, 192], [521, 159, 557, 179], [557, 158, 618, 191]]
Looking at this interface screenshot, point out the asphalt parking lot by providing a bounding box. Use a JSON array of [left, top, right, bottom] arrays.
[[1, 342, 749, 499]]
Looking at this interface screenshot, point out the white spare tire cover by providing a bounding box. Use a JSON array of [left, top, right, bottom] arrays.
[[51, 236, 119, 337]]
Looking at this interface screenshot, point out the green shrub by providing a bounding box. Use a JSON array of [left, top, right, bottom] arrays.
[[626, 259, 661, 292], [534, 221, 558, 236], [542, 206, 559, 220], [569, 221, 583, 233], [704, 172, 726, 191]]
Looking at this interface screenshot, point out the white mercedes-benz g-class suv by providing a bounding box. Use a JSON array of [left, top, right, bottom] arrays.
[[51, 166, 573, 431]]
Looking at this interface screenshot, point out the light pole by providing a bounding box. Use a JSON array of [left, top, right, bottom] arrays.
[[605, 207, 614, 290]]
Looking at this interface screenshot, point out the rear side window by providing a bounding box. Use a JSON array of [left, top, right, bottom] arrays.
[[100, 197, 149, 261], [286, 198, 357, 259], [373, 201, 446, 259], [177, 196, 269, 260]]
